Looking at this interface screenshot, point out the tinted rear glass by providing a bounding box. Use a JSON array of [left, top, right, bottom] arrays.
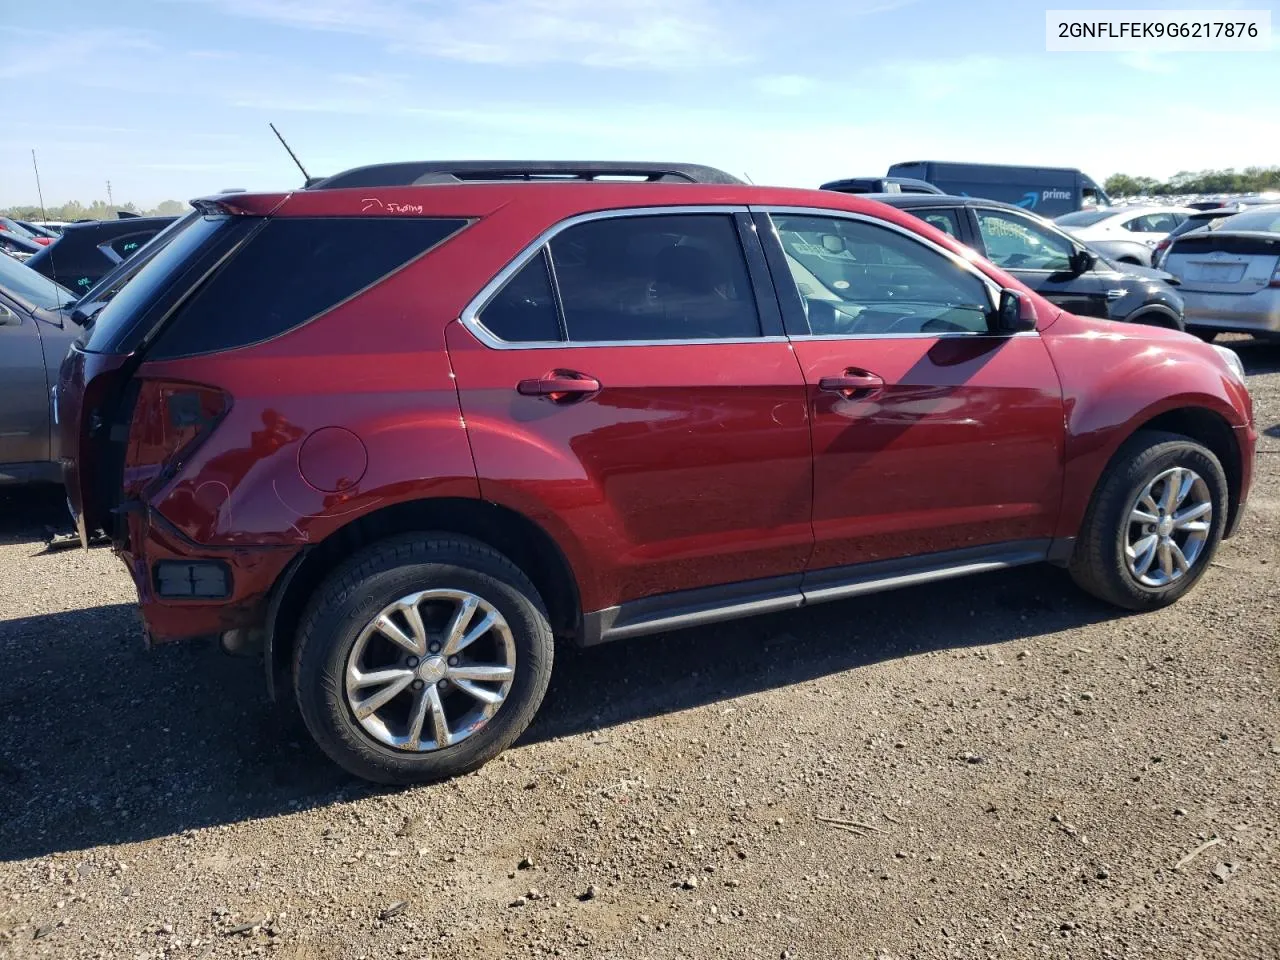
[[147, 217, 468, 359], [1215, 208, 1280, 234], [82, 214, 231, 353]]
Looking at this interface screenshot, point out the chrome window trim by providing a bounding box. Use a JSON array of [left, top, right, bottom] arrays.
[[459, 205, 776, 350], [752, 204, 1004, 312], [789, 330, 1041, 342]]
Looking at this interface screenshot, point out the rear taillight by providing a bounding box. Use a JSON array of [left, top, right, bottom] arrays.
[[1153, 237, 1171, 262], [1270, 264, 1280, 288], [123, 380, 230, 499]]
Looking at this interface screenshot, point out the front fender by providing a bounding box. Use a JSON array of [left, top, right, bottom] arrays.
[[1045, 316, 1250, 539]]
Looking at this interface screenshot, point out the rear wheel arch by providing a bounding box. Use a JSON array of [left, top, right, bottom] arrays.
[[264, 497, 582, 699], [1123, 305, 1184, 331]]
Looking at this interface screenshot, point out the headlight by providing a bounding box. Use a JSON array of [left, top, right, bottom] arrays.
[[1211, 344, 1246, 383]]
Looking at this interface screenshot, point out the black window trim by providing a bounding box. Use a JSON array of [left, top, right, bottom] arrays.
[[749, 205, 1017, 341], [971, 206, 1082, 277], [461, 205, 786, 349]]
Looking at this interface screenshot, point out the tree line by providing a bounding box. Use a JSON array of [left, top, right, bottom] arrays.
[[1105, 166, 1280, 197], [0, 199, 189, 221]]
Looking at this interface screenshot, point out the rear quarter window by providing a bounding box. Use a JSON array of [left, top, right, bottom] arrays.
[[146, 217, 469, 359]]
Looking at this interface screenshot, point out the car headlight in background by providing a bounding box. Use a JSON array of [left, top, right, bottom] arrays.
[[1211, 344, 1246, 383]]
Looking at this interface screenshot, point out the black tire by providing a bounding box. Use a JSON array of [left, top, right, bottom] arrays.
[[293, 534, 554, 784], [1191, 330, 1218, 343], [1069, 431, 1228, 611]]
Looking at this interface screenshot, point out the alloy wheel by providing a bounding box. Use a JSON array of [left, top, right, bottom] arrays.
[[1124, 466, 1213, 589], [344, 589, 516, 752]]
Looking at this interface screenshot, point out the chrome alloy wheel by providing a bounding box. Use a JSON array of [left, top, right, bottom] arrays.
[[344, 589, 516, 752], [1124, 466, 1213, 589]]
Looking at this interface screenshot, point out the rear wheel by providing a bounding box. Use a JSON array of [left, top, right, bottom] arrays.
[[293, 534, 554, 784], [1129, 311, 1183, 331], [1069, 431, 1227, 610]]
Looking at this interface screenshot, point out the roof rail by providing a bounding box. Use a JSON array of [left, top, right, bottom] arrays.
[[307, 161, 744, 190]]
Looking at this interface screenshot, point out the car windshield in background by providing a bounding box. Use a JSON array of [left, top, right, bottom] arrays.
[[81, 214, 232, 352], [1055, 209, 1113, 227], [1216, 207, 1280, 233], [0, 251, 75, 311], [76, 210, 202, 307]]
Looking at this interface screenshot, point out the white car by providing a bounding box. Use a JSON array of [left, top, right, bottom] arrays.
[[1055, 205, 1196, 267]]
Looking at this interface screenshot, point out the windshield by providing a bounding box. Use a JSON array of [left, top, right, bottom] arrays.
[[1055, 209, 1113, 227], [1217, 207, 1280, 234], [0, 251, 76, 311], [81, 214, 232, 352]]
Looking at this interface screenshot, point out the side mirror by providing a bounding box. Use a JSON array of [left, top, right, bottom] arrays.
[[1068, 248, 1096, 274], [0, 303, 21, 326], [994, 288, 1037, 334]]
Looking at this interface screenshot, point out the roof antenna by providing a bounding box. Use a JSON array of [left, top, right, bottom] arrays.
[[742, 172, 755, 184], [31, 150, 50, 224], [269, 122, 313, 185]]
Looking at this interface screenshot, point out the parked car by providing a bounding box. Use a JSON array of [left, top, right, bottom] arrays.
[[1055, 205, 1195, 267], [14, 220, 62, 241], [0, 254, 77, 484], [0, 230, 43, 262], [1152, 206, 1247, 268], [820, 176, 944, 196], [25, 214, 176, 294], [0, 216, 53, 246], [868, 193, 1187, 330], [1161, 205, 1280, 341], [57, 161, 1255, 784], [885, 161, 1111, 216]]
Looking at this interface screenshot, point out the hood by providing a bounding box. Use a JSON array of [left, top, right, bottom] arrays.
[[1101, 257, 1179, 285]]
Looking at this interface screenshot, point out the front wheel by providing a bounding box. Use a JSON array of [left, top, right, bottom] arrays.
[[1069, 431, 1228, 610], [293, 535, 554, 784]]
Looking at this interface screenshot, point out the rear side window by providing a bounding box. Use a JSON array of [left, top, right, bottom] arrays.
[[473, 213, 762, 344], [550, 214, 760, 342], [913, 209, 962, 238], [107, 231, 157, 260], [478, 249, 562, 342], [148, 217, 468, 359]]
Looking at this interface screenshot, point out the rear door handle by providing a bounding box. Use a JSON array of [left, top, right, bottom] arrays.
[[818, 371, 885, 398], [517, 372, 601, 401]]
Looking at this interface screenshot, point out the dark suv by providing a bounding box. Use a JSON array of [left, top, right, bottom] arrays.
[[864, 193, 1187, 330], [58, 162, 1255, 784], [26, 214, 176, 294]]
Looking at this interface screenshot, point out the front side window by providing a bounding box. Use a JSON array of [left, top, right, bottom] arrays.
[[771, 214, 992, 336], [975, 209, 1074, 272]]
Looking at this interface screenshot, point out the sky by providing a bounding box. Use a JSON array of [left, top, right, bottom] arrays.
[[3, 0, 1278, 207]]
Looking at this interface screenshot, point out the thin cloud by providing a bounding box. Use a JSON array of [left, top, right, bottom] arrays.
[[196, 0, 745, 69], [754, 74, 818, 97]]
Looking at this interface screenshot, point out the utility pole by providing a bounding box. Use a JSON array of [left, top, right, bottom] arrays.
[[106, 180, 114, 208]]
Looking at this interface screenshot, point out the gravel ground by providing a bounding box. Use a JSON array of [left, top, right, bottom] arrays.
[[1, 341, 1277, 960]]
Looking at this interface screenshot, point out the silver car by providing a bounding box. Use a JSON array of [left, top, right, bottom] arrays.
[[1162, 206, 1280, 339], [0, 253, 78, 484], [1056, 205, 1196, 267]]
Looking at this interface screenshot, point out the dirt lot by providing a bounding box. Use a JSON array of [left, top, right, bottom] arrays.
[[1, 342, 1277, 960]]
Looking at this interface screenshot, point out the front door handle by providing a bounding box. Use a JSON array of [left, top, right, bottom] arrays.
[[517, 371, 601, 402], [818, 370, 885, 399]]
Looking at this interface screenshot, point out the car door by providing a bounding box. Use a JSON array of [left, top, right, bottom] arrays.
[[0, 297, 51, 468], [445, 208, 814, 615], [971, 206, 1110, 318], [753, 207, 1065, 575]]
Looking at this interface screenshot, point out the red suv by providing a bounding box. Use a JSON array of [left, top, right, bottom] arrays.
[[58, 161, 1256, 784]]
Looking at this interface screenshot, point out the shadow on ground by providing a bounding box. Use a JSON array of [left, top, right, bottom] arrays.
[[0, 480, 1122, 862]]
